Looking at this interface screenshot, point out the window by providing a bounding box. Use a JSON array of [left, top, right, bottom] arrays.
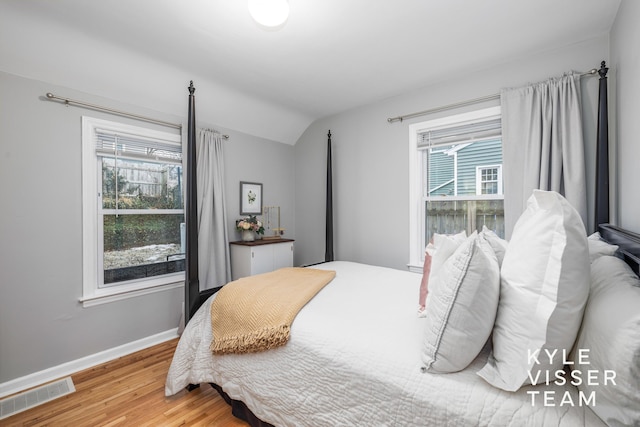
[[408, 107, 504, 270], [476, 165, 502, 195], [81, 117, 184, 306]]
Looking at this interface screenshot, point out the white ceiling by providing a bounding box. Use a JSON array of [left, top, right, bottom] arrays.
[[0, 0, 621, 144]]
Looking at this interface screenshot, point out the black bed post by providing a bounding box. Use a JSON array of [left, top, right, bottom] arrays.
[[594, 61, 610, 229], [325, 130, 334, 262], [185, 81, 200, 323]]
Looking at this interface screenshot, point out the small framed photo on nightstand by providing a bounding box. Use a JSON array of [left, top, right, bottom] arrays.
[[240, 181, 263, 215]]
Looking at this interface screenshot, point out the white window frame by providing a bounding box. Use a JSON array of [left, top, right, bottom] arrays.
[[476, 164, 503, 195], [81, 117, 184, 307], [408, 106, 501, 272]]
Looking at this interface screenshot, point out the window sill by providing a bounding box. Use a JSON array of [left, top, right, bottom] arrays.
[[80, 280, 183, 308], [407, 263, 423, 274]]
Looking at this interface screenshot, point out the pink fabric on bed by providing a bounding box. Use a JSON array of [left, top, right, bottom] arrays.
[[417, 250, 433, 313]]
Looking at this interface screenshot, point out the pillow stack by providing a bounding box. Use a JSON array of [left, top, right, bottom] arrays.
[[419, 190, 591, 386], [477, 190, 590, 391]]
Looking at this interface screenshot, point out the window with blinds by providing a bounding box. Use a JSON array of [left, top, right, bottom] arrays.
[[82, 116, 185, 305], [408, 107, 505, 268]]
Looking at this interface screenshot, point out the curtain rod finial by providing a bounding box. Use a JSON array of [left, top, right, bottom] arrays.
[[188, 81, 195, 95], [598, 61, 609, 79]]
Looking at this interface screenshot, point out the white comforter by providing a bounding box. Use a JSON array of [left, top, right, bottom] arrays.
[[165, 261, 605, 426]]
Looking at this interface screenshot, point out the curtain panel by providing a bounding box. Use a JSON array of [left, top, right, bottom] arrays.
[[501, 73, 587, 238], [196, 129, 231, 290]]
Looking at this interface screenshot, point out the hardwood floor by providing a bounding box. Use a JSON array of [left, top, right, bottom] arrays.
[[3, 338, 248, 426]]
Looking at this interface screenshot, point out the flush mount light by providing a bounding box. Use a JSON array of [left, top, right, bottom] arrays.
[[248, 0, 289, 28]]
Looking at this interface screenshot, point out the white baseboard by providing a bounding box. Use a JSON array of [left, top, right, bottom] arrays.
[[0, 328, 179, 398]]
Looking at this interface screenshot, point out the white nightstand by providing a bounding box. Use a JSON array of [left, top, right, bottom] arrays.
[[230, 239, 295, 280]]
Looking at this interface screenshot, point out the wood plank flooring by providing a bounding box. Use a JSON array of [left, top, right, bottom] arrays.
[[3, 338, 247, 426]]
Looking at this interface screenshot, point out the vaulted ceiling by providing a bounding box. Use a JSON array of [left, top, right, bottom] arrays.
[[0, 0, 621, 144]]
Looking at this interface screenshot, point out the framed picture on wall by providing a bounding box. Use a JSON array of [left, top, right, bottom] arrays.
[[240, 181, 263, 215]]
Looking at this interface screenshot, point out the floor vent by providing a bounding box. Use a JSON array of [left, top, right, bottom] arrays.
[[0, 377, 75, 420]]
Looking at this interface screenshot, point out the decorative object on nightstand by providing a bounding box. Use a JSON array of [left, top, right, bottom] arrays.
[[236, 215, 265, 242], [263, 205, 285, 240]]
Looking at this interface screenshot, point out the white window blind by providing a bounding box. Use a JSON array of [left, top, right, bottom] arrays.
[[417, 117, 502, 148], [95, 128, 182, 164]]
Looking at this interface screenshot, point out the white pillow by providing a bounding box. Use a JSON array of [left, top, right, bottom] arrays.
[[570, 255, 640, 426], [421, 231, 500, 373], [481, 225, 508, 266], [587, 231, 619, 263], [477, 190, 590, 391], [428, 231, 467, 287]]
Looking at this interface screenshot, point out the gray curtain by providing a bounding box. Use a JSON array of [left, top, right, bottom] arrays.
[[501, 72, 587, 238], [196, 128, 231, 290]]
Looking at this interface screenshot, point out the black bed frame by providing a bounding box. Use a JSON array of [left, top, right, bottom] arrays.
[[182, 61, 640, 427], [591, 61, 640, 275], [598, 224, 640, 276]]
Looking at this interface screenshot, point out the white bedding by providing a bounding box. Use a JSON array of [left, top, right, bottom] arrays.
[[165, 261, 605, 426]]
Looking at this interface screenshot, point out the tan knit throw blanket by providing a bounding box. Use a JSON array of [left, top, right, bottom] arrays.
[[210, 267, 336, 355]]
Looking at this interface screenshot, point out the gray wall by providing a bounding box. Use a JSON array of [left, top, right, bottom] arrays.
[[223, 131, 295, 241], [0, 71, 294, 383], [294, 36, 610, 270], [610, 0, 640, 233]]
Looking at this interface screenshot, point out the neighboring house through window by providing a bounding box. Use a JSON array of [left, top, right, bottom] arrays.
[[476, 165, 502, 195], [81, 117, 184, 306], [408, 106, 504, 271]]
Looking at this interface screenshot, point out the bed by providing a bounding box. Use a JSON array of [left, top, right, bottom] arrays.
[[167, 66, 640, 426], [165, 254, 635, 427]]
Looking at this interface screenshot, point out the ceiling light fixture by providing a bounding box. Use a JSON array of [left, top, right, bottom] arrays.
[[248, 0, 289, 28]]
